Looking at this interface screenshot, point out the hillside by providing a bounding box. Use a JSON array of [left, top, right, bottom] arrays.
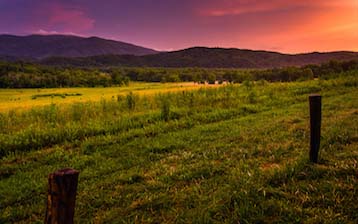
[[1, 34, 357, 68], [42, 47, 358, 68], [0, 34, 158, 59]]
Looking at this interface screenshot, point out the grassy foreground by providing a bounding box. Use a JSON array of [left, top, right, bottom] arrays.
[[0, 74, 357, 223]]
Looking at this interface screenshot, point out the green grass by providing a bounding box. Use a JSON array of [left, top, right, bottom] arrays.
[[0, 74, 357, 223]]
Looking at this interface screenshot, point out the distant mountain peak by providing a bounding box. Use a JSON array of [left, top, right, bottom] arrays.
[[0, 34, 158, 59]]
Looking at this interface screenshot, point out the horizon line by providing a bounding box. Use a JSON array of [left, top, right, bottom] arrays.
[[1, 33, 358, 55]]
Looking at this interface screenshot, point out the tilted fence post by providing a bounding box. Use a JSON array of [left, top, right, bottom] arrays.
[[45, 168, 79, 224]]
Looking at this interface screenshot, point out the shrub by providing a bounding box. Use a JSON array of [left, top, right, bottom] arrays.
[[160, 98, 171, 121], [126, 92, 136, 111]]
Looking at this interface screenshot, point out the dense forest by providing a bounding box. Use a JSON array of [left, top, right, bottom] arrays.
[[0, 59, 357, 88]]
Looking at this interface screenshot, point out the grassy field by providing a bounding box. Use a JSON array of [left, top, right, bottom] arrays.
[[0, 74, 357, 223], [0, 82, 206, 112]]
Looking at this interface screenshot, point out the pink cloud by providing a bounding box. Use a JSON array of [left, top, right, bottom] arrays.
[[29, 2, 95, 33], [199, 0, 287, 16], [48, 3, 94, 31]]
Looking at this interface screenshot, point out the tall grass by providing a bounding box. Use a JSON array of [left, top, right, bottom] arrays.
[[0, 75, 355, 157], [0, 74, 357, 223]]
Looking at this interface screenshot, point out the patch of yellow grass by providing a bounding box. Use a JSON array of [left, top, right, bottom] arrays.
[[0, 82, 217, 112]]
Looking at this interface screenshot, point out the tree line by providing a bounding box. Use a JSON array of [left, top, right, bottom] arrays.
[[0, 60, 357, 88]]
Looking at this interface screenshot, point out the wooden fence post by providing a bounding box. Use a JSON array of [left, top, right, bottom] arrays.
[[309, 94, 322, 163], [45, 168, 79, 224]]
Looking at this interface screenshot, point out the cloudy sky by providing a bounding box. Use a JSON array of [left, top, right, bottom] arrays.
[[0, 0, 357, 53]]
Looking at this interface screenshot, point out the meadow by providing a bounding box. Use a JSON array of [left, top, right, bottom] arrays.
[[0, 72, 357, 223], [0, 82, 205, 112]]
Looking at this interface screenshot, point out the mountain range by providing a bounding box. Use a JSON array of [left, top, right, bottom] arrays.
[[0, 34, 158, 59], [1, 34, 358, 68]]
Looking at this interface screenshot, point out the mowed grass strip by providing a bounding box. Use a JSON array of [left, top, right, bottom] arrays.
[[0, 75, 357, 223]]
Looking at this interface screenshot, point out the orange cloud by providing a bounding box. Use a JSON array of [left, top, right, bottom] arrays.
[[200, 0, 357, 17], [196, 0, 358, 53]]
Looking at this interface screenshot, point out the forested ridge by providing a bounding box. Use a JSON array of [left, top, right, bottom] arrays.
[[42, 47, 358, 68], [0, 34, 158, 59]]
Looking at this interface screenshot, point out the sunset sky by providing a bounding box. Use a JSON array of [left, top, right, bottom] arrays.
[[0, 0, 357, 53]]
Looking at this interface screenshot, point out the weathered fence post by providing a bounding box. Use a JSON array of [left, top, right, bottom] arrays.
[[309, 94, 322, 163], [45, 168, 79, 224]]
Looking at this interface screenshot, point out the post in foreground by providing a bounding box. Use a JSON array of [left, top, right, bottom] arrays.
[[309, 94, 322, 163], [45, 168, 80, 224]]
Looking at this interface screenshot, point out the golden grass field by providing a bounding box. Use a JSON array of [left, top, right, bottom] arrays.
[[0, 82, 214, 112]]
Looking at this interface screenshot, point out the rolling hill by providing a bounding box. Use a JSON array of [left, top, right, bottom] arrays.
[[42, 47, 358, 68], [0, 34, 158, 59], [1, 34, 357, 68]]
